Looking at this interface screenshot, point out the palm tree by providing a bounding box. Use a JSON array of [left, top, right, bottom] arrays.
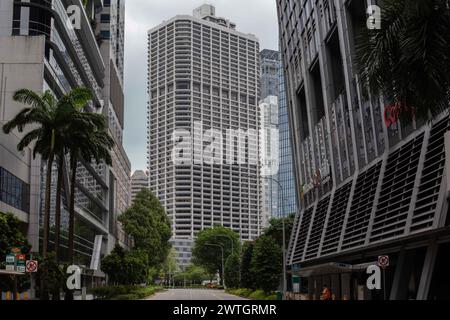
[[3, 89, 74, 258], [356, 0, 450, 121], [65, 108, 115, 266], [52, 87, 95, 263]]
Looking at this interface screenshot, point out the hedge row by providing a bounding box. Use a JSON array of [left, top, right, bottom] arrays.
[[91, 285, 160, 300], [226, 288, 277, 300]]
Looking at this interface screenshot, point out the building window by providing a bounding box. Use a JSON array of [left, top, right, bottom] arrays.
[[103, 0, 111, 7], [100, 30, 110, 39], [100, 14, 111, 23], [0, 167, 30, 213]]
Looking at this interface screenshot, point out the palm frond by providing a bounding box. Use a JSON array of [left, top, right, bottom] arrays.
[[17, 128, 43, 152]]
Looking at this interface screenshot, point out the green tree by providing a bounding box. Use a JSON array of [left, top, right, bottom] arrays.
[[101, 245, 148, 285], [356, 0, 450, 120], [0, 212, 31, 298], [263, 214, 295, 248], [251, 235, 282, 294], [224, 252, 240, 289], [119, 188, 171, 268], [65, 103, 115, 265], [36, 253, 65, 300], [191, 226, 240, 284], [3, 89, 81, 258], [161, 248, 178, 285], [239, 241, 255, 289], [185, 265, 209, 285], [101, 245, 127, 285]]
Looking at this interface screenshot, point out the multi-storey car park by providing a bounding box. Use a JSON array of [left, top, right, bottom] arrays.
[[147, 5, 262, 269], [277, 0, 450, 299], [0, 0, 130, 289]]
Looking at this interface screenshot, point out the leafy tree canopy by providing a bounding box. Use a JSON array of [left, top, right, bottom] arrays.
[[224, 252, 240, 289], [263, 214, 295, 248], [250, 235, 282, 294], [191, 226, 240, 277], [118, 188, 171, 268]]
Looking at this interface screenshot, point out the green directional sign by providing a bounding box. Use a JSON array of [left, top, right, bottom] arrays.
[[5, 254, 15, 271]]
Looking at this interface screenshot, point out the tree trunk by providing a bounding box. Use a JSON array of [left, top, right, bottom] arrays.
[[65, 155, 77, 301], [42, 152, 54, 258], [40, 152, 54, 301], [68, 155, 77, 265], [54, 156, 63, 264]]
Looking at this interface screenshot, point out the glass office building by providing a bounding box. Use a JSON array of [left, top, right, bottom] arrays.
[[277, 64, 297, 217]]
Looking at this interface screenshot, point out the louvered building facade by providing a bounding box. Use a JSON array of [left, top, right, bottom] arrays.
[[278, 0, 450, 300]]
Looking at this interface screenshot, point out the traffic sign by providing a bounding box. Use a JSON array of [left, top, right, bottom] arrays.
[[26, 260, 38, 273], [16, 254, 26, 261], [5, 254, 15, 271], [377, 255, 389, 269], [6, 254, 15, 264], [11, 247, 21, 254]]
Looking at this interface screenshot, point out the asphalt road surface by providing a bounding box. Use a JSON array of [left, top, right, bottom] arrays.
[[147, 289, 249, 300]]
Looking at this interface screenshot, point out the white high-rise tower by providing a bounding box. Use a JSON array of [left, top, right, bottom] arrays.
[[147, 4, 262, 268]]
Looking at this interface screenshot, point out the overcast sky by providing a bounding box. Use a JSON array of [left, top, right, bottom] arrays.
[[123, 0, 279, 172]]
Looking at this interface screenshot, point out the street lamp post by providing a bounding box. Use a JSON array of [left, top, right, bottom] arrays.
[[205, 243, 225, 289], [215, 234, 241, 286], [265, 176, 288, 299]]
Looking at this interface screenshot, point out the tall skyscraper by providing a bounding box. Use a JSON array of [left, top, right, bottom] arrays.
[[260, 49, 280, 98], [148, 4, 261, 269], [131, 170, 149, 202], [259, 95, 279, 227], [0, 0, 130, 277], [278, 0, 450, 300], [277, 63, 297, 217], [259, 49, 279, 223]]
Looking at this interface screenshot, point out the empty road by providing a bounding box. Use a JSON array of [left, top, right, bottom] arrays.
[[147, 289, 248, 300]]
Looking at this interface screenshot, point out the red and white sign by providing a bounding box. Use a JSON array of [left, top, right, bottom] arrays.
[[377, 255, 389, 269], [26, 260, 38, 273]]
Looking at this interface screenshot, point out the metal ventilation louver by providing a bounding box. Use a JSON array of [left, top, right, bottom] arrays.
[[370, 134, 424, 242], [410, 118, 449, 232], [287, 211, 302, 263], [321, 181, 352, 255], [291, 206, 314, 264], [342, 161, 382, 250], [304, 196, 331, 260]]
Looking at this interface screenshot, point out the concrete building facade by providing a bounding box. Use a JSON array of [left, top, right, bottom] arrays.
[[278, 0, 450, 300], [131, 170, 149, 202], [147, 4, 262, 269], [0, 0, 130, 280]]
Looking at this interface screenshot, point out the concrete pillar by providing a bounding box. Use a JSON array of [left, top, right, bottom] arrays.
[[331, 274, 341, 300], [417, 242, 439, 300], [307, 277, 314, 300], [390, 249, 415, 300], [314, 276, 323, 300], [341, 273, 351, 300]]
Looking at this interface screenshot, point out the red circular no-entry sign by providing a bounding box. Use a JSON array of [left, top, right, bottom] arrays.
[[377, 255, 389, 269], [26, 260, 38, 273]]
